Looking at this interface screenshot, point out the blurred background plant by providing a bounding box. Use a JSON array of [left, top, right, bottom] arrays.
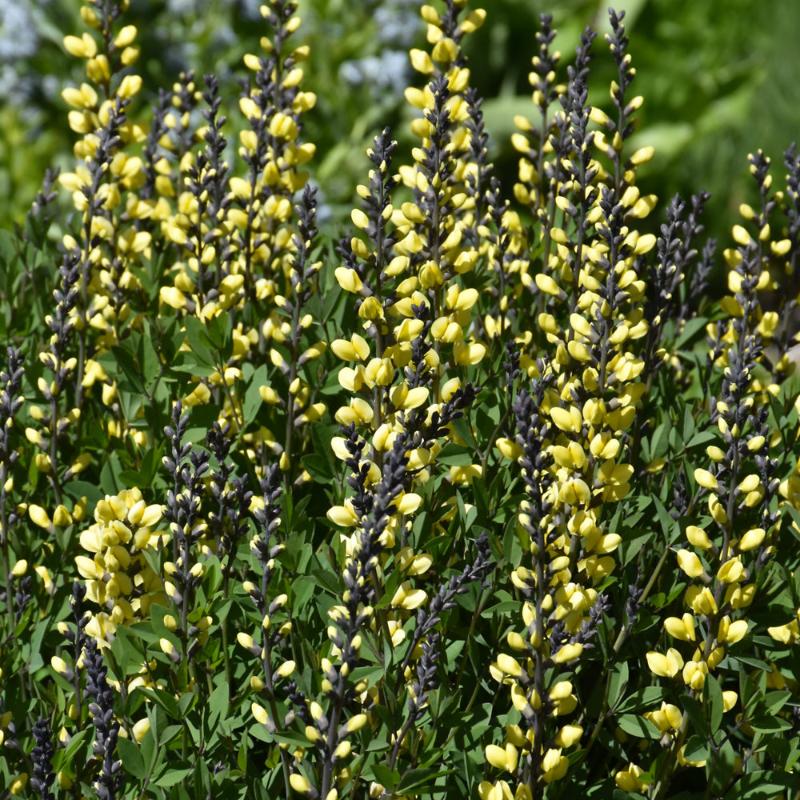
[[2, 0, 799, 240]]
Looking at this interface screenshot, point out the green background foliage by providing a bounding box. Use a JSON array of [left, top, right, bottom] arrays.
[[2, 0, 800, 235]]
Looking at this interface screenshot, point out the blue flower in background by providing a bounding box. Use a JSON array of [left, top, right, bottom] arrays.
[[339, 0, 418, 97], [0, 0, 39, 104]]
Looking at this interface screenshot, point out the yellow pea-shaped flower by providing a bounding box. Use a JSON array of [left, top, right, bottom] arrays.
[[676, 549, 704, 578], [694, 468, 718, 490], [646, 648, 683, 678]]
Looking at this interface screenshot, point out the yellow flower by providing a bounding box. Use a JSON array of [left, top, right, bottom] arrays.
[[335, 267, 363, 293], [664, 613, 696, 642], [694, 468, 718, 490], [646, 648, 683, 678], [615, 763, 647, 791], [686, 525, 712, 550], [289, 774, 312, 795], [541, 748, 568, 783], [676, 549, 704, 578]]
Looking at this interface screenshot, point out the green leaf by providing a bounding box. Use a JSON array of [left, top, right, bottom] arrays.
[[141, 320, 162, 387], [208, 681, 229, 730], [608, 661, 629, 710], [184, 316, 216, 366], [53, 728, 92, 771], [683, 735, 709, 764], [243, 364, 267, 426], [749, 715, 792, 733], [140, 687, 182, 719], [372, 764, 400, 791], [437, 445, 475, 466], [64, 480, 104, 505], [705, 673, 724, 734], [118, 737, 147, 779], [155, 768, 195, 788], [652, 496, 678, 543], [26, 618, 49, 672], [617, 687, 667, 712], [763, 690, 792, 715], [675, 316, 709, 350], [616, 714, 661, 740], [397, 767, 453, 793], [732, 771, 793, 798]]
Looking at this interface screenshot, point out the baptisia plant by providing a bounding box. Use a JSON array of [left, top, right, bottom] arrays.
[[0, 1, 797, 799]]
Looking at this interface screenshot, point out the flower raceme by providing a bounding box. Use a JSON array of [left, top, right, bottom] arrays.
[[75, 488, 166, 642], [640, 151, 795, 793]]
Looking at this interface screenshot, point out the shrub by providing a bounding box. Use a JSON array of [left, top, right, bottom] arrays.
[[0, 1, 798, 798]]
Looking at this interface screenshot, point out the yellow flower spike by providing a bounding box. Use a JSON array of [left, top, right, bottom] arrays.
[[250, 703, 269, 725], [396, 493, 422, 516], [409, 48, 435, 75], [685, 585, 718, 616], [645, 703, 683, 733], [159, 638, 175, 657], [345, 714, 368, 734], [767, 621, 798, 644], [390, 583, 427, 611], [569, 312, 592, 338], [160, 286, 188, 309], [589, 106, 611, 127], [275, 660, 296, 678], [459, 8, 487, 34], [333, 741, 352, 761], [725, 582, 756, 609], [736, 473, 761, 494], [50, 656, 70, 676], [708, 495, 728, 525], [117, 74, 142, 100], [771, 238, 792, 256], [453, 341, 486, 366], [35, 566, 55, 595], [399, 386, 429, 410]]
